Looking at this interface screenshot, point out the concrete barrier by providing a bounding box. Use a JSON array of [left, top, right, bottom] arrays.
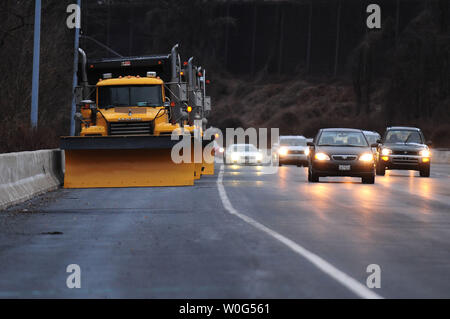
[[432, 149, 450, 164], [0, 149, 64, 210]]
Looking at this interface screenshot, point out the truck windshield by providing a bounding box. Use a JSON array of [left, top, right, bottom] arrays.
[[280, 138, 306, 146], [98, 85, 163, 108], [231, 145, 257, 152], [385, 130, 422, 144]]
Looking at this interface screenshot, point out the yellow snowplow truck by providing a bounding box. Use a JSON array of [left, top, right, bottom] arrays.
[[61, 44, 213, 188]]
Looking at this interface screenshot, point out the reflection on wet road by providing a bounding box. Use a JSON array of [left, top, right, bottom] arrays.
[[0, 163, 449, 298], [221, 163, 450, 298]]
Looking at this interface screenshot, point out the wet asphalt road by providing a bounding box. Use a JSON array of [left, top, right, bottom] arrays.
[[0, 163, 449, 298]]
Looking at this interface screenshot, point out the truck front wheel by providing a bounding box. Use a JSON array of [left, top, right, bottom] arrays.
[[419, 164, 430, 177], [376, 162, 385, 176]]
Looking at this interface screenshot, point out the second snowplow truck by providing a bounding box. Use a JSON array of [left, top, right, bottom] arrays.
[[60, 45, 213, 188]]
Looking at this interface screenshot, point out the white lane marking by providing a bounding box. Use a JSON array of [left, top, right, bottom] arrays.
[[217, 165, 383, 299]]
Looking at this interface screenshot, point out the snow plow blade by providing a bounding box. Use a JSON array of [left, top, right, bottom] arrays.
[[60, 135, 195, 188]]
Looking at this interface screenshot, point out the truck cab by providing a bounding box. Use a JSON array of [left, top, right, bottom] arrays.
[[376, 126, 431, 177], [80, 73, 183, 137]]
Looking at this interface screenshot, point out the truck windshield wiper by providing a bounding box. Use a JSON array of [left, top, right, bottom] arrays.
[[404, 133, 412, 144]]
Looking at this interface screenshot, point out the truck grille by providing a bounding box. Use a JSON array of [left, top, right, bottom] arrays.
[[109, 121, 153, 135], [392, 157, 419, 164], [288, 150, 304, 154], [393, 150, 419, 155]]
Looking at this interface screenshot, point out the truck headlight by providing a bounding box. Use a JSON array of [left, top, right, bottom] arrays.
[[420, 149, 431, 157], [278, 147, 288, 156], [304, 148, 310, 156], [359, 153, 374, 162], [381, 148, 392, 156], [314, 152, 330, 161]]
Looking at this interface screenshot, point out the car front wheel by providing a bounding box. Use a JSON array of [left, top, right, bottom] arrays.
[[362, 174, 375, 184]]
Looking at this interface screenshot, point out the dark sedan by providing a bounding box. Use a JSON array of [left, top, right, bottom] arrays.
[[307, 128, 377, 184]]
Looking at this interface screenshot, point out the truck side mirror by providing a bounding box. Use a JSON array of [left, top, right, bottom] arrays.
[[74, 112, 83, 121], [371, 143, 379, 148], [307, 142, 315, 147], [376, 139, 382, 144]]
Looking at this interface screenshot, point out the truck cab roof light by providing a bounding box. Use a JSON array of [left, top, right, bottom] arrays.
[[103, 73, 112, 79], [147, 71, 157, 78]]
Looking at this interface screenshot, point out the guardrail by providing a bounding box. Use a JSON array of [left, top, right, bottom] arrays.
[[432, 149, 450, 164], [0, 150, 64, 210]]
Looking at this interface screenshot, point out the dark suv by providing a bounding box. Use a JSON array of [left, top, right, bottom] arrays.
[[376, 127, 431, 177]]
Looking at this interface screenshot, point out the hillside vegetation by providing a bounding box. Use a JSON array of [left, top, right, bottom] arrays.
[[0, 0, 449, 153]]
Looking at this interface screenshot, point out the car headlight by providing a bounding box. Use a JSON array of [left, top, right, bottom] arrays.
[[381, 148, 392, 156], [278, 147, 288, 156], [219, 147, 224, 153], [359, 153, 374, 162], [304, 148, 310, 156], [256, 153, 263, 161], [420, 149, 431, 157], [231, 152, 240, 161], [314, 152, 330, 161]]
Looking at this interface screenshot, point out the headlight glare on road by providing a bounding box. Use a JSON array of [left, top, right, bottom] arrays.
[[359, 153, 374, 162], [278, 147, 288, 156], [314, 152, 330, 161], [381, 148, 392, 156], [420, 149, 431, 157], [231, 152, 240, 161]]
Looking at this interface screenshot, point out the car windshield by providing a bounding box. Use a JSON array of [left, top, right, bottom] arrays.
[[364, 134, 379, 145], [280, 138, 306, 146], [385, 130, 422, 144], [318, 131, 368, 147], [98, 85, 163, 108], [231, 145, 257, 152]]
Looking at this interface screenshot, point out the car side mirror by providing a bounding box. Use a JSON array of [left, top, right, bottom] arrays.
[[376, 139, 382, 144], [426, 140, 432, 146], [371, 143, 379, 148], [307, 142, 315, 147]]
